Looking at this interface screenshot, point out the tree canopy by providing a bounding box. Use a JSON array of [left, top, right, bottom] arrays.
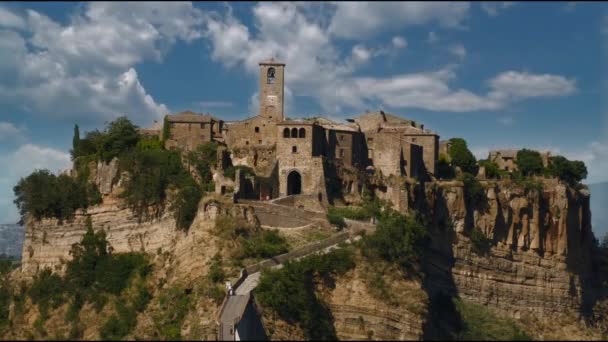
[[547, 155, 587, 185], [448, 138, 478, 175], [515, 149, 544, 176]]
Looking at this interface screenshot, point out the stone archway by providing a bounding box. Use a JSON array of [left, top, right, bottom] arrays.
[[287, 170, 302, 195]]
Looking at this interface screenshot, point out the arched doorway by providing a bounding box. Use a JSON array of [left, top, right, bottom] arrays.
[[287, 171, 302, 195]]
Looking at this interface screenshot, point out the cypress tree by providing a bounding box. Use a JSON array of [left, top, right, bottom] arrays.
[[72, 124, 80, 157]]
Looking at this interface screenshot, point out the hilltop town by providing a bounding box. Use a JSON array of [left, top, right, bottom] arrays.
[[1, 59, 606, 342]]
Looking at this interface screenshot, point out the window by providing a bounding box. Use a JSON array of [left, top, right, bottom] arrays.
[[258, 140, 262, 144], [255, 126, 260, 133], [246, 141, 249, 145], [367, 137, 373, 143], [412, 137, 417, 142], [291, 128, 298, 138], [283, 128, 290, 138], [299, 128, 306, 138], [339, 149, 345, 158], [200, 123, 205, 129], [340, 135, 344, 141], [267, 67, 276, 84], [292, 146, 297, 153]]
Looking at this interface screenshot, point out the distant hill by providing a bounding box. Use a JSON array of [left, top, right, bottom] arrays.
[[0, 224, 24, 259], [588, 182, 608, 241]]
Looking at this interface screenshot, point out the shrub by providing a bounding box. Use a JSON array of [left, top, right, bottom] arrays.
[[28, 269, 65, 319], [255, 249, 355, 340], [362, 210, 427, 269], [478, 159, 501, 179], [516, 149, 544, 177], [438, 153, 455, 179], [136, 136, 163, 152], [448, 138, 478, 175], [459, 172, 485, 207], [187, 142, 219, 187], [171, 178, 202, 231], [208, 257, 225, 283], [99, 117, 140, 162], [153, 286, 193, 340], [240, 230, 289, 259], [469, 228, 492, 255], [454, 298, 531, 340], [327, 211, 346, 230]]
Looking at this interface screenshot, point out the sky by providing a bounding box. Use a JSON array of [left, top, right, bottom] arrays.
[[0, 2, 607, 230]]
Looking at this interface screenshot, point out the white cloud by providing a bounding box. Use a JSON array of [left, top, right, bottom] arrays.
[[488, 71, 576, 102], [392, 36, 408, 49], [0, 144, 72, 223], [449, 43, 467, 60], [0, 3, 204, 125], [0, 122, 23, 140], [202, 2, 576, 114], [427, 31, 439, 44], [328, 2, 471, 39], [480, 2, 516, 17], [0, 6, 25, 29]]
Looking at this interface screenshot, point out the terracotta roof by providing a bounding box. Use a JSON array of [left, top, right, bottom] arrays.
[[166, 111, 219, 123]]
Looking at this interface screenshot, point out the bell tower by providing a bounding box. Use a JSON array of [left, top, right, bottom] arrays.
[[258, 58, 285, 121]]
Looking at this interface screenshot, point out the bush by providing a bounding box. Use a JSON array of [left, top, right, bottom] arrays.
[[448, 138, 478, 175], [516, 149, 544, 177], [240, 230, 289, 259], [28, 269, 65, 319], [547, 155, 587, 185], [327, 211, 346, 230], [208, 257, 225, 283], [459, 172, 485, 207], [362, 210, 427, 269], [153, 286, 193, 340], [469, 228, 492, 255], [438, 153, 455, 179], [171, 177, 202, 231], [187, 142, 219, 187], [255, 249, 355, 340], [478, 159, 502, 179], [454, 298, 531, 340]]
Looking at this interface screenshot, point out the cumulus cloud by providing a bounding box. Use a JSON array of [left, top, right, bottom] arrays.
[[202, 2, 578, 114], [449, 43, 467, 60], [0, 6, 25, 29], [0, 122, 23, 141], [328, 2, 470, 39], [0, 2, 204, 125], [0, 144, 71, 223], [488, 71, 576, 102], [480, 2, 516, 17], [392, 36, 408, 49]]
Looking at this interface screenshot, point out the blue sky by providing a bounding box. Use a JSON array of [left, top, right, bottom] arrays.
[[0, 2, 607, 232]]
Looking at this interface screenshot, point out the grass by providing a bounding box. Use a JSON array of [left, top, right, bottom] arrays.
[[454, 298, 531, 341]]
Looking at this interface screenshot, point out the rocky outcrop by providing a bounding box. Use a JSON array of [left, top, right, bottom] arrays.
[[411, 178, 598, 318]]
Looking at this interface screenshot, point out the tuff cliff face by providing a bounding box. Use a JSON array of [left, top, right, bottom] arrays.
[[14, 166, 604, 340], [413, 178, 598, 318]]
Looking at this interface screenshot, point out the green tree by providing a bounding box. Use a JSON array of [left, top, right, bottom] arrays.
[[459, 172, 485, 207], [515, 149, 544, 177], [72, 124, 80, 159], [438, 153, 455, 179], [100, 116, 140, 162], [478, 159, 501, 179], [547, 155, 587, 185], [448, 138, 478, 175]]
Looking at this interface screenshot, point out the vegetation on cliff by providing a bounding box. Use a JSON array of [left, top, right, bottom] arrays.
[[454, 298, 531, 341], [13, 169, 101, 224], [256, 248, 356, 340]]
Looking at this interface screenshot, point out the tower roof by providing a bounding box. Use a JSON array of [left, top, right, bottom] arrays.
[[259, 57, 285, 66]]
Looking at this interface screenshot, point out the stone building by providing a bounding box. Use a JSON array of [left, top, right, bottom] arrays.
[[489, 149, 552, 173], [163, 111, 224, 151], [151, 59, 441, 202]]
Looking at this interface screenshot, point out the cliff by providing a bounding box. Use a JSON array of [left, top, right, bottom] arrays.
[[11, 166, 607, 340]]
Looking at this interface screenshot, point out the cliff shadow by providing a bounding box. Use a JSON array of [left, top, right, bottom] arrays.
[[418, 184, 464, 340]]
